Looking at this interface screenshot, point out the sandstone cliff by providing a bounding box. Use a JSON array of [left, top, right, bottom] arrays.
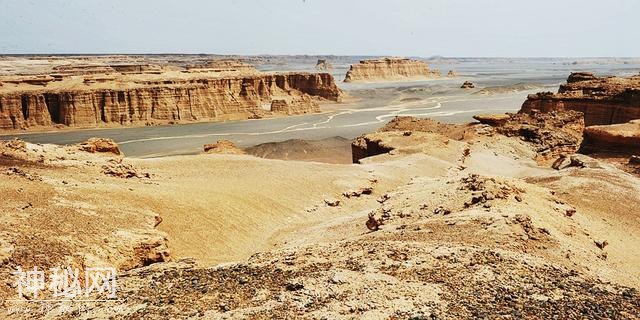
[[344, 58, 440, 83], [521, 73, 640, 126], [0, 72, 342, 130]]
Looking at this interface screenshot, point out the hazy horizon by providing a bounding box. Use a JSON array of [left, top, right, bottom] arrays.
[[2, 0, 639, 57]]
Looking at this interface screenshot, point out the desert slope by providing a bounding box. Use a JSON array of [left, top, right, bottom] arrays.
[[1, 111, 639, 318]]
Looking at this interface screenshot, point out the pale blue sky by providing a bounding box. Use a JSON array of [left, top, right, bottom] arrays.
[[1, 0, 638, 57]]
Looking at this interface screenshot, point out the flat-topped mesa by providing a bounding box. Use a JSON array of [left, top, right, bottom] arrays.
[[185, 59, 258, 74], [0, 72, 342, 130], [520, 72, 640, 126], [343, 57, 441, 83]]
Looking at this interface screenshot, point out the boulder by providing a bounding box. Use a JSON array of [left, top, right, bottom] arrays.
[[461, 81, 475, 89], [79, 138, 121, 155], [552, 155, 573, 170]]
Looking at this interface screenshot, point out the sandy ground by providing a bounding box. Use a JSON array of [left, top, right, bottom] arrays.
[[0, 117, 639, 318]]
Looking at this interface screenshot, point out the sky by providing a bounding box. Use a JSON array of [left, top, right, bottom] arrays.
[[1, 0, 638, 57]]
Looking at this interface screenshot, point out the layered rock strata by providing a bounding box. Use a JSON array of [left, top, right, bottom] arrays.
[[0, 72, 341, 130], [344, 58, 440, 83], [185, 59, 258, 73], [521, 73, 640, 126]]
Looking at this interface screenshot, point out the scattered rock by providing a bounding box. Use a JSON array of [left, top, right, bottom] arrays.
[[565, 208, 576, 217], [285, 281, 304, 291], [366, 212, 382, 231], [324, 198, 340, 207], [79, 138, 121, 155], [552, 155, 573, 170], [569, 154, 601, 169], [434, 206, 451, 215], [102, 160, 150, 179], [595, 240, 609, 250], [461, 81, 475, 89], [343, 187, 373, 198]]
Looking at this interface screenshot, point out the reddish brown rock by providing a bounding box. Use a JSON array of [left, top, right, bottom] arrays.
[[79, 138, 122, 155], [0, 72, 342, 130], [344, 58, 440, 83], [521, 73, 640, 126], [580, 120, 640, 155], [473, 114, 511, 126]]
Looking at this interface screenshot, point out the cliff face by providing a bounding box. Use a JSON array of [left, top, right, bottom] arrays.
[[521, 73, 640, 126], [0, 72, 341, 130], [344, 58, 440, 83]]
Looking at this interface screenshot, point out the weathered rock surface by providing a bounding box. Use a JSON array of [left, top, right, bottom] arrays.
[[473, 111, 585, 161], [461, 81, 475, 89], [473, 113, 511, 126], [0, 72, 342, 130], [521, 73, 640, 126], [352, 116, 470, 163], [344, 58, 440, 83], [203, 139, 245, 154], [580, 120, 640, 154], [78, 137, 122, 155], [315, 59, 332, 71], [185, 59, 257, 73]]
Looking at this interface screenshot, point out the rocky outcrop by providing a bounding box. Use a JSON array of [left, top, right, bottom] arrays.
[[473, 114, 511, 126], [351, 116, 469, 163], [0, 72, 342, 130], [315, 59, 332, 71], [475, 111, 585, 161], [79, 138, 122, 155], [580, 120, 640, 154], [521, 73, 640, 126], [203, 140, 245, 154], [344, 58, 440, 83], [185, 59, 257, 73]]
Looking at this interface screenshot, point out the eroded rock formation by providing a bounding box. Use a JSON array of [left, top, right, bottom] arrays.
[[203, 139, 245, 154], [315, 59, 332, 71], [521, 73, 640, 126], [185, 59, 258, 73], [474, 111, 585, 161], [0, 72, 342, 130], [580, 120, 640, 155], [344, 58, 440, 83]]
